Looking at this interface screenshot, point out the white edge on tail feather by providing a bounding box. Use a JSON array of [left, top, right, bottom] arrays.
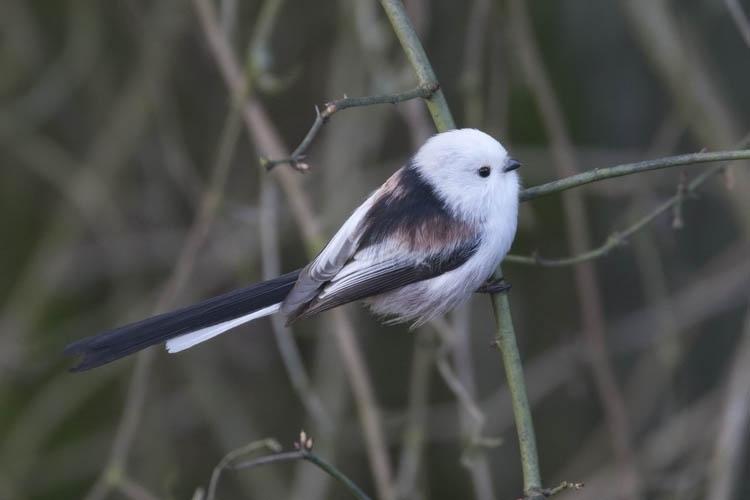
[[165, 303, 281, 353]]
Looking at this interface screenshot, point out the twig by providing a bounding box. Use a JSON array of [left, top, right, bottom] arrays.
[[537, 481, 584, 498], [263, 84, 439, 170], [507, 152, 747, 266], [231, 432, 373, 500], [206, 438, 282, 500], [519, 149, 750, 202], [512, 125, 750, 270]]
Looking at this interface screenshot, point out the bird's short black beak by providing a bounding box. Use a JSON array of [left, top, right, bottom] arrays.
[[504, 158, 522, 172]]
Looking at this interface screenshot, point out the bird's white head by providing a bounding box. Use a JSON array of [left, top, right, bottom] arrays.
[[412, 128, 521, 223]]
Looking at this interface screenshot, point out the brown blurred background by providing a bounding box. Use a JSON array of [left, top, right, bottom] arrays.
[[1, 1, 749, 499]]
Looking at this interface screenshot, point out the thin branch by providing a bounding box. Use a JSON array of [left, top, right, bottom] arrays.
[[509, 148, 750, 266], [231, 435, 373, 500], [263, 84, 439, 170], [206, 439, 282, 500], [519, 149, 750, 202], [539, 481, 585, 498], [508, 175, 690, 266], [232, 450, 304, 469], [301, 452, 372, 500]]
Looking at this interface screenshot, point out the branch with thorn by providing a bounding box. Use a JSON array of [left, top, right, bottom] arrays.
[[261, 83, 439, 171]]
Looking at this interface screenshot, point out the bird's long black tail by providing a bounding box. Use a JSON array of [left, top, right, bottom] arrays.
[[65, 270, 300, 372]]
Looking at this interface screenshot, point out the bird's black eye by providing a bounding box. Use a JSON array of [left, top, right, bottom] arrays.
[[478, 165, 491, 178]]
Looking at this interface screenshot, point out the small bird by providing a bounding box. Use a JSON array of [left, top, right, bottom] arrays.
[[66, 128, 522, 371]]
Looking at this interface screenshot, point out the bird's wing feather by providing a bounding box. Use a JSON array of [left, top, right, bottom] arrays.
[[285, 240, 478, 324], [280, 188, 381, 316], [281, 163, 480, 323]]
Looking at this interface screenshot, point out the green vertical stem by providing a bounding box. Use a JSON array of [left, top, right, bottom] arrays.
[[378, 1, 543, 497], [490, 272, 542, 498]]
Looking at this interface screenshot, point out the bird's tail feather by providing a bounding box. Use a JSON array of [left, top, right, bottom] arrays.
[[165, 303, 281, 353], [65, 270, 300, 372]]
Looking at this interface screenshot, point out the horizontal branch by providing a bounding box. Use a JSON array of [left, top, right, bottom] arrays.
[[519, 149, 750, 202], [263, 83, 439, 170], [507, 153, 742, 266]]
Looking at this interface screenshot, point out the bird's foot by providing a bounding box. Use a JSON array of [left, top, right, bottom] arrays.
[[475, 276, 511, 294]]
